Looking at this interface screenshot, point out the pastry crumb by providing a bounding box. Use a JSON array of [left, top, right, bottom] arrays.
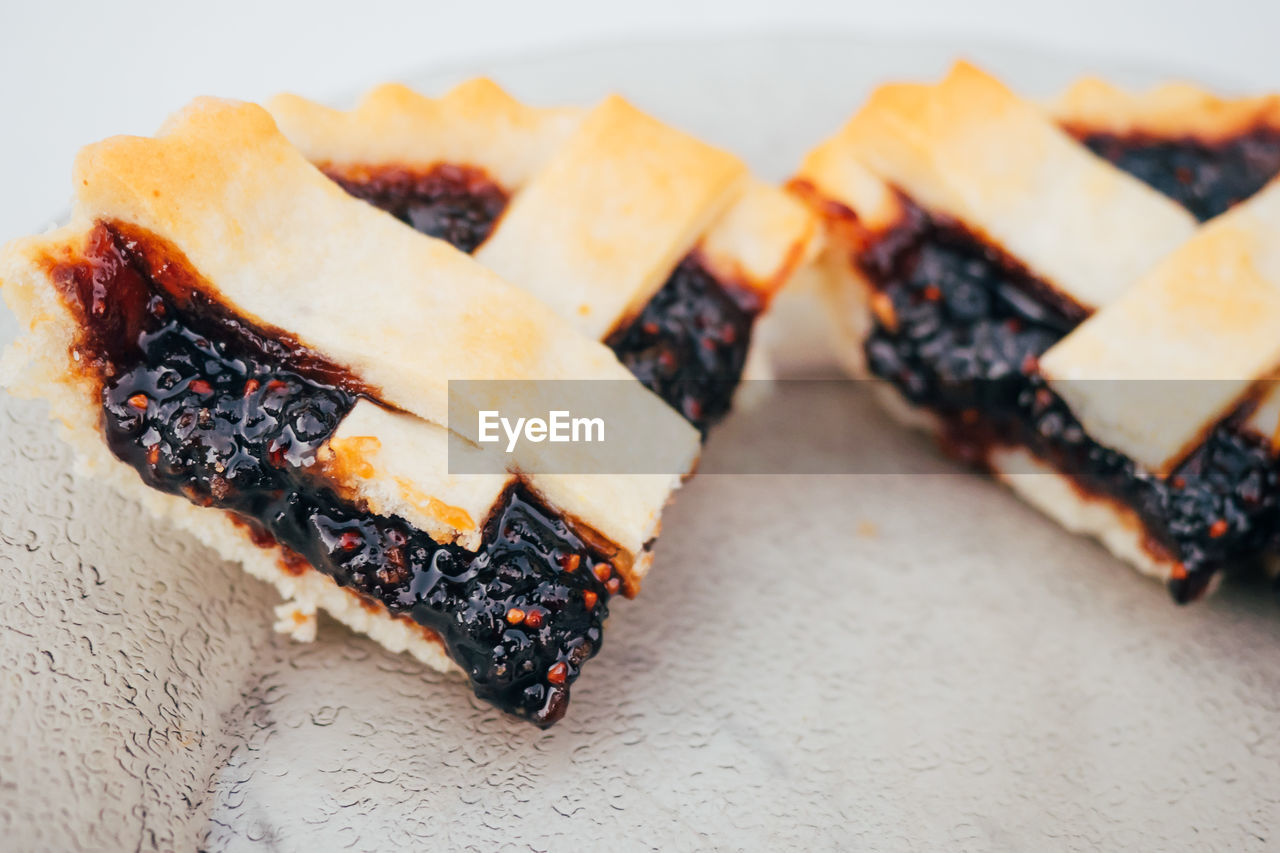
[[273, 599, 318, 643]]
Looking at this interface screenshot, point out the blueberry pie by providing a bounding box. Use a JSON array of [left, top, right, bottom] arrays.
[[792, 62, 1280, 601], [0, 97, 753, 726], [268, 79, 819, 432]]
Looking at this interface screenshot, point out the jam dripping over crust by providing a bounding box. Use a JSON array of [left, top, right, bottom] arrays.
[[329, 163, 763, 434], [325, 163, 509, 254], [607, 256, 761, 434], [858, 197, 1280, 602], [49, 223, 617, 727], [1070, 125, 1280, 221]]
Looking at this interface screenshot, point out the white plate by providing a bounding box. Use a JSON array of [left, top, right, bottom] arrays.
[[3, 34, 1278, 852]]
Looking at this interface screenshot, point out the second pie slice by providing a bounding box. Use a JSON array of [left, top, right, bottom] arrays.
[[792, 62, 1280, 601], [0, 98, 705, 726]]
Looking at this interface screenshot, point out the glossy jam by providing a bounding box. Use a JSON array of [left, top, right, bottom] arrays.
[[330, 163, 762, 433], [326, 164, 509, 254], [1073, 125, 1280, 221], [859, 198, 1280, 601], [607, 256, 760, 434], [51, 223, 616, 727]]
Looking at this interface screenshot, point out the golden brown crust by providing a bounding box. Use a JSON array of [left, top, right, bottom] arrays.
[[323, 403, 514, 552], [1050, 77, 1280, 140], [270, 79, 584, 189], [698, 180, 823, 301]]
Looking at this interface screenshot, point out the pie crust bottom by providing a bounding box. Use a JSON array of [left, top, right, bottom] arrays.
[[866, 380, 1174, 582]]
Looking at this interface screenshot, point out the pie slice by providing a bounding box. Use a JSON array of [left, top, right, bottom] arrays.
[[267, 79, 819, 432], [792, 62, 1280, 602], [0, 98, 707, 726]]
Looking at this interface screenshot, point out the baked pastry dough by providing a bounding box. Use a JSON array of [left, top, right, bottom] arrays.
[[0, 97, 704, 726], [793, 62, 1280, 602], [269, 80, 820, 430]]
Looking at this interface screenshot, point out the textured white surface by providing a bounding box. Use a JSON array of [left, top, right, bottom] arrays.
[[4, 35, 1280, 852], [6, 383, 1280, 850]]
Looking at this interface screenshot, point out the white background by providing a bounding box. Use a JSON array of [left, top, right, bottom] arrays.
[[3, 0, 1278, 242]]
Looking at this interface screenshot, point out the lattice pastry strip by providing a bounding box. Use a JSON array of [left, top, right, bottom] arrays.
[[792, 61, 1280, 601]]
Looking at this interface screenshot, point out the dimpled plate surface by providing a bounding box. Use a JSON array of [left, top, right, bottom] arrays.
[[3, 35, 1280, 852]]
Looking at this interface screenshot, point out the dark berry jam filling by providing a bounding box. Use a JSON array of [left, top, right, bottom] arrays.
[[1070, 125, 1280, 221], [328, 162, 762, 434], [49, 223, 619, 727], [325, 163, 510, 254], [859, 196, 1280, 602], [607, 256, 761, 434]]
